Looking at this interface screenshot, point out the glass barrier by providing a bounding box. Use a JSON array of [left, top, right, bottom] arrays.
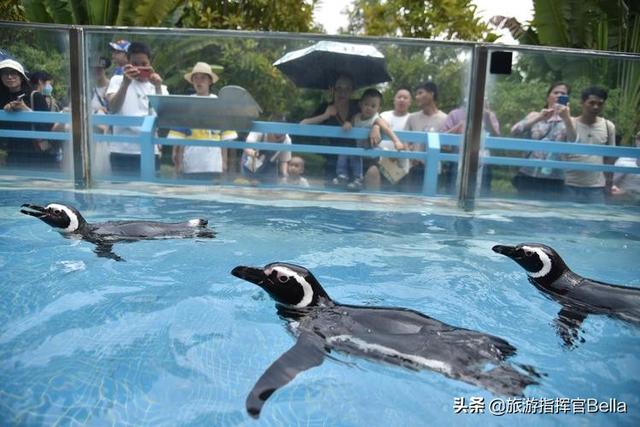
[[481, 47, 640, 206], [84, 29, 473, 195], [2, 22, 638, 207], [0, 24, 72, 181]]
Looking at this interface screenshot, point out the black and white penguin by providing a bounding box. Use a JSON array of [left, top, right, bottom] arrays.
[[21, 203, 215, 261], [231, 262, 540, 418], [492, 243, 640, 347]]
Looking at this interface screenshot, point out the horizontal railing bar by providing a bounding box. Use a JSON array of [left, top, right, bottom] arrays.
[[484, 157, 638, 173], [485, 136, 640, 157], [92, 134, 148, 143], [0, 130, 71, 140], [153, 137, 430, 159], [0, 111, 70, 124], [90, 114, 147, 126]]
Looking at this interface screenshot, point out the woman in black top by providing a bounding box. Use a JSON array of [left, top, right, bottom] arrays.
[[1, 58, 57, 168], [301, 74, 381, 185]]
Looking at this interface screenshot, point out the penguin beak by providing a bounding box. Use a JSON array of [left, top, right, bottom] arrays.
[[492, 244, 518, 258], [231, 266, 267, 285], [20, 204, 47, 218]]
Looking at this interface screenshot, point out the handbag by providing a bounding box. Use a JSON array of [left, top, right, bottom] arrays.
[[243, 153, 266, 173], [379, 157, 408, 184]]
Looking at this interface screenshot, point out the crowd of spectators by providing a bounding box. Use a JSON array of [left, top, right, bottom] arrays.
[[1, 40, 638, 203]]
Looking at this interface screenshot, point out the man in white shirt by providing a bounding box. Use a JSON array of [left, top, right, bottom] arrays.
[[364, 87, 412, 190], [106, 41, 168, 175], [403, 81, 447, 192], [564, 86, 615, 204]]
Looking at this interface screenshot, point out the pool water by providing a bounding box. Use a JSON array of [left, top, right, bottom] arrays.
[[0, 188, 638, 426]]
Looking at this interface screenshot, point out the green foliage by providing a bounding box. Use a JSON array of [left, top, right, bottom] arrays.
[[494, 0, 640, 144], [1, 0, 26, 21], [379, 44, 469, 113], [345, 0, 498, 42], [176, 0, 318, 32], [20, 0, 183, 26], [0, 35, 69, 103], [132, 0, 184, 27]]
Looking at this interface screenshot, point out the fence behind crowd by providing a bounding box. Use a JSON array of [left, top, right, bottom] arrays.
[[0, 21, 639, 209], [1, 111, 638, 196]]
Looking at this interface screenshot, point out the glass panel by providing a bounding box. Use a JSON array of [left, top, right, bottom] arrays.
[[84, 29, 472, 196], [0, 24, 72, 182], [481, 47, 640, 206]]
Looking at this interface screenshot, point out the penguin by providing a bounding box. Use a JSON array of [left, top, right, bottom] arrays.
[[20, 203, 215, 261], [492, 243, 640, 348], [231, 262, 540, 418]]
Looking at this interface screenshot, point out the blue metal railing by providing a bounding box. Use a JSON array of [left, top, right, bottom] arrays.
[[2, 111, 639, 196]]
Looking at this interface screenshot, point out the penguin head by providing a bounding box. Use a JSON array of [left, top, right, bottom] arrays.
[[492, 243, 568, 282], [20, 203, 86, 233], [231, 262, 332, 308]]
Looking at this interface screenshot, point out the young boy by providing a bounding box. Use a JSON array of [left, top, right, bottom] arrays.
[[105, 41, 168, 174], [286, 156, 310, 187], [170, 62, 237, 181], [336, 88, 404, 190]]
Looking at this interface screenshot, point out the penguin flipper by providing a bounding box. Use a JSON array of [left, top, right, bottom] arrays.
[[94, 242, 125, 262], [469, 363, 541, 396], [554, 306, 586, 349], [246, 332, 326, 418]]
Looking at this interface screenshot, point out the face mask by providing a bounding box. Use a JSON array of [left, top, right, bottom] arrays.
[[42, 83, 53, 96]]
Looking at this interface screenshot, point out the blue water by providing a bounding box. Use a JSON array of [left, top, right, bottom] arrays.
[[0, 188, 638, 426]]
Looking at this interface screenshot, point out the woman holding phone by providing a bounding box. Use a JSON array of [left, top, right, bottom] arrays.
[[0, 58, 56, 168], [510, 82, 574, 199]]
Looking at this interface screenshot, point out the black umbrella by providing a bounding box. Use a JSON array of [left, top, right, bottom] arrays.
[[273, 41, 392, 89]]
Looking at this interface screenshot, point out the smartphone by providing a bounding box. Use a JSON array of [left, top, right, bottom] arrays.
[[557, 94, 569, 105], [137, 68, 152, 79]]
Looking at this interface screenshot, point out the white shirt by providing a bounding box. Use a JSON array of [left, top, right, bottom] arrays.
[[380, 110, 411, 172], [106, 75, 168, 154], [245, 132, 292, 163], [380, 110, 410, 131], [90, 84, 109, 113], [404, 110, 447, 152], [565, 117, 615, 187], [168, 94, 239, 173], [614, 157, 640, 194]]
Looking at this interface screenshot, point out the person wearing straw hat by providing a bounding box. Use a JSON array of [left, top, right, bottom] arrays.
[[169, 62, 237, 181], [1, 58, 57, 168]]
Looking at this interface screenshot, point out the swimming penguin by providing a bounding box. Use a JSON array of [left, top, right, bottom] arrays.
[[492, 243, 640, 347], [231, 262, 540, 418], [21, 203, 215, 261]]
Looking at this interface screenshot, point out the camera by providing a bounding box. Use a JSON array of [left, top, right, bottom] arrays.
[[137, 68, 152, 79], [557, 94, 569, 105]]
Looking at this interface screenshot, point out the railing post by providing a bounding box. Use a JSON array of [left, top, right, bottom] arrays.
[[68, 26, 91, 188], [458, 45, 489, 211], [423, 132, 440, 196], [140, 116, 157, 181]]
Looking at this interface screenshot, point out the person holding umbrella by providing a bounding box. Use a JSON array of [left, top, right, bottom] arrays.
[[300, 74, 380, 185], [275, 41, 391, 186]]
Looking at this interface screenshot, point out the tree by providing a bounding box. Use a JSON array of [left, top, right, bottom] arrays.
[[490, 0, 640, 144], [345, 0, 498, 42], [18, 0, 319, 31], [0, 0, 25, 21], [20, 0, 184, 26], [176, 0, 319, 32]]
